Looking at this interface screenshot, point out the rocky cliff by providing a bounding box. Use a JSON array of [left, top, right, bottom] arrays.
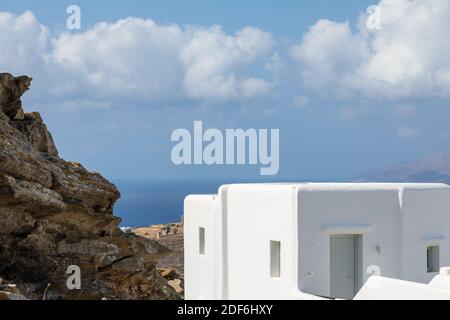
[[0, 73, 178, 300]]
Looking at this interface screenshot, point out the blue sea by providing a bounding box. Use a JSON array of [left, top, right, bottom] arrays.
[[113, 179, 230, 227], [113, 178, 336, 227]]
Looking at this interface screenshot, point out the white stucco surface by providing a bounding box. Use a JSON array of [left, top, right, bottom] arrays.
[[184, 194, 221, 299], [354, 276, 450, 300], [184, 183, 450, 300], [428, 267, 450, 289], [225, 184, 298, 299]]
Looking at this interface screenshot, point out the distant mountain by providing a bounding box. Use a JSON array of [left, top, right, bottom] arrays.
[[352, 150, 450, 184]]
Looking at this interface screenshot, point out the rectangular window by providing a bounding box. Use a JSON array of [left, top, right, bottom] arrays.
[[199, 227, 205, 255], [270, 241, 281, 278], [427, 246, 440, 273]]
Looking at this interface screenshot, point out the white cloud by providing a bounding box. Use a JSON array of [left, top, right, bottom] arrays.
[[397, 126, 421, 139], [292, 0, 450, 98], [180, 26, 275, 100], [0, 11, 49, 75], [265, 52, 285, 73], [50, 18, 189, 100], [291, 19, 368, 95], [0, 12, 277, 107]]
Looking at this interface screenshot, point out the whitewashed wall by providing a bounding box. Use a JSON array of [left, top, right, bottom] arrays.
[[401, 188, 450, 282], [223, 184, 299, 299], [297, 186, 403, 297], [184, 194, 221, 299]]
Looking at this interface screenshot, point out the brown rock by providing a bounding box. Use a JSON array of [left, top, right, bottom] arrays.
[[0, 291, 28, 300], [168, 279, 183, 294], [0, 73, 180, 300], [159, 267, 177, 280], [1, 283, 20, 294], [0, 73, 32, 119], [10, 112, 58, 157], [134, 222, 184, 296]]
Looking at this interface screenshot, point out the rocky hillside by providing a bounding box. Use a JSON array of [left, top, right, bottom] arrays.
[[0, 73, 178, 300], [133, 223, 184, 296], [352, 150, 450, 184]]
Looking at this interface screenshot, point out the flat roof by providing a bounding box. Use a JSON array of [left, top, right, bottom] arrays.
[[221, 182, 450, 191]]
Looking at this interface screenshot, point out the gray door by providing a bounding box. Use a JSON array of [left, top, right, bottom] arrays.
[[330, 235, 359, 299]]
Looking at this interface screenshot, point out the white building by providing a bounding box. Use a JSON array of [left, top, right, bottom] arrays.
[[184, 183, 450, 300]]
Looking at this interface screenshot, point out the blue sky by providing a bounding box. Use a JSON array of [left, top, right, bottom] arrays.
[[1, 0, 450, 181], [2, 0, 375, 36]]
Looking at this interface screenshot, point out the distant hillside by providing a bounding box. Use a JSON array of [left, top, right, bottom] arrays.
[[352, 150, 450, 184]]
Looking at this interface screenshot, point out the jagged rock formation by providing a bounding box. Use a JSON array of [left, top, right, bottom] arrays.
[[0, 73, 178, 300]]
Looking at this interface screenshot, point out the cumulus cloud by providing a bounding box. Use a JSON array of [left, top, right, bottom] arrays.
[[0, 11, 49, 75], [50, 18, 189, 100], [5, 1, 450, 110], [180, 26, 275, 100], [0, 11, 277, 107], [291, 19, 369, 95], [292, 0, 450, 98]]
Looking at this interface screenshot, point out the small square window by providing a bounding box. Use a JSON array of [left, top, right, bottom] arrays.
[[427, 246, 440, 273], [270, 241, 281, 278]]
